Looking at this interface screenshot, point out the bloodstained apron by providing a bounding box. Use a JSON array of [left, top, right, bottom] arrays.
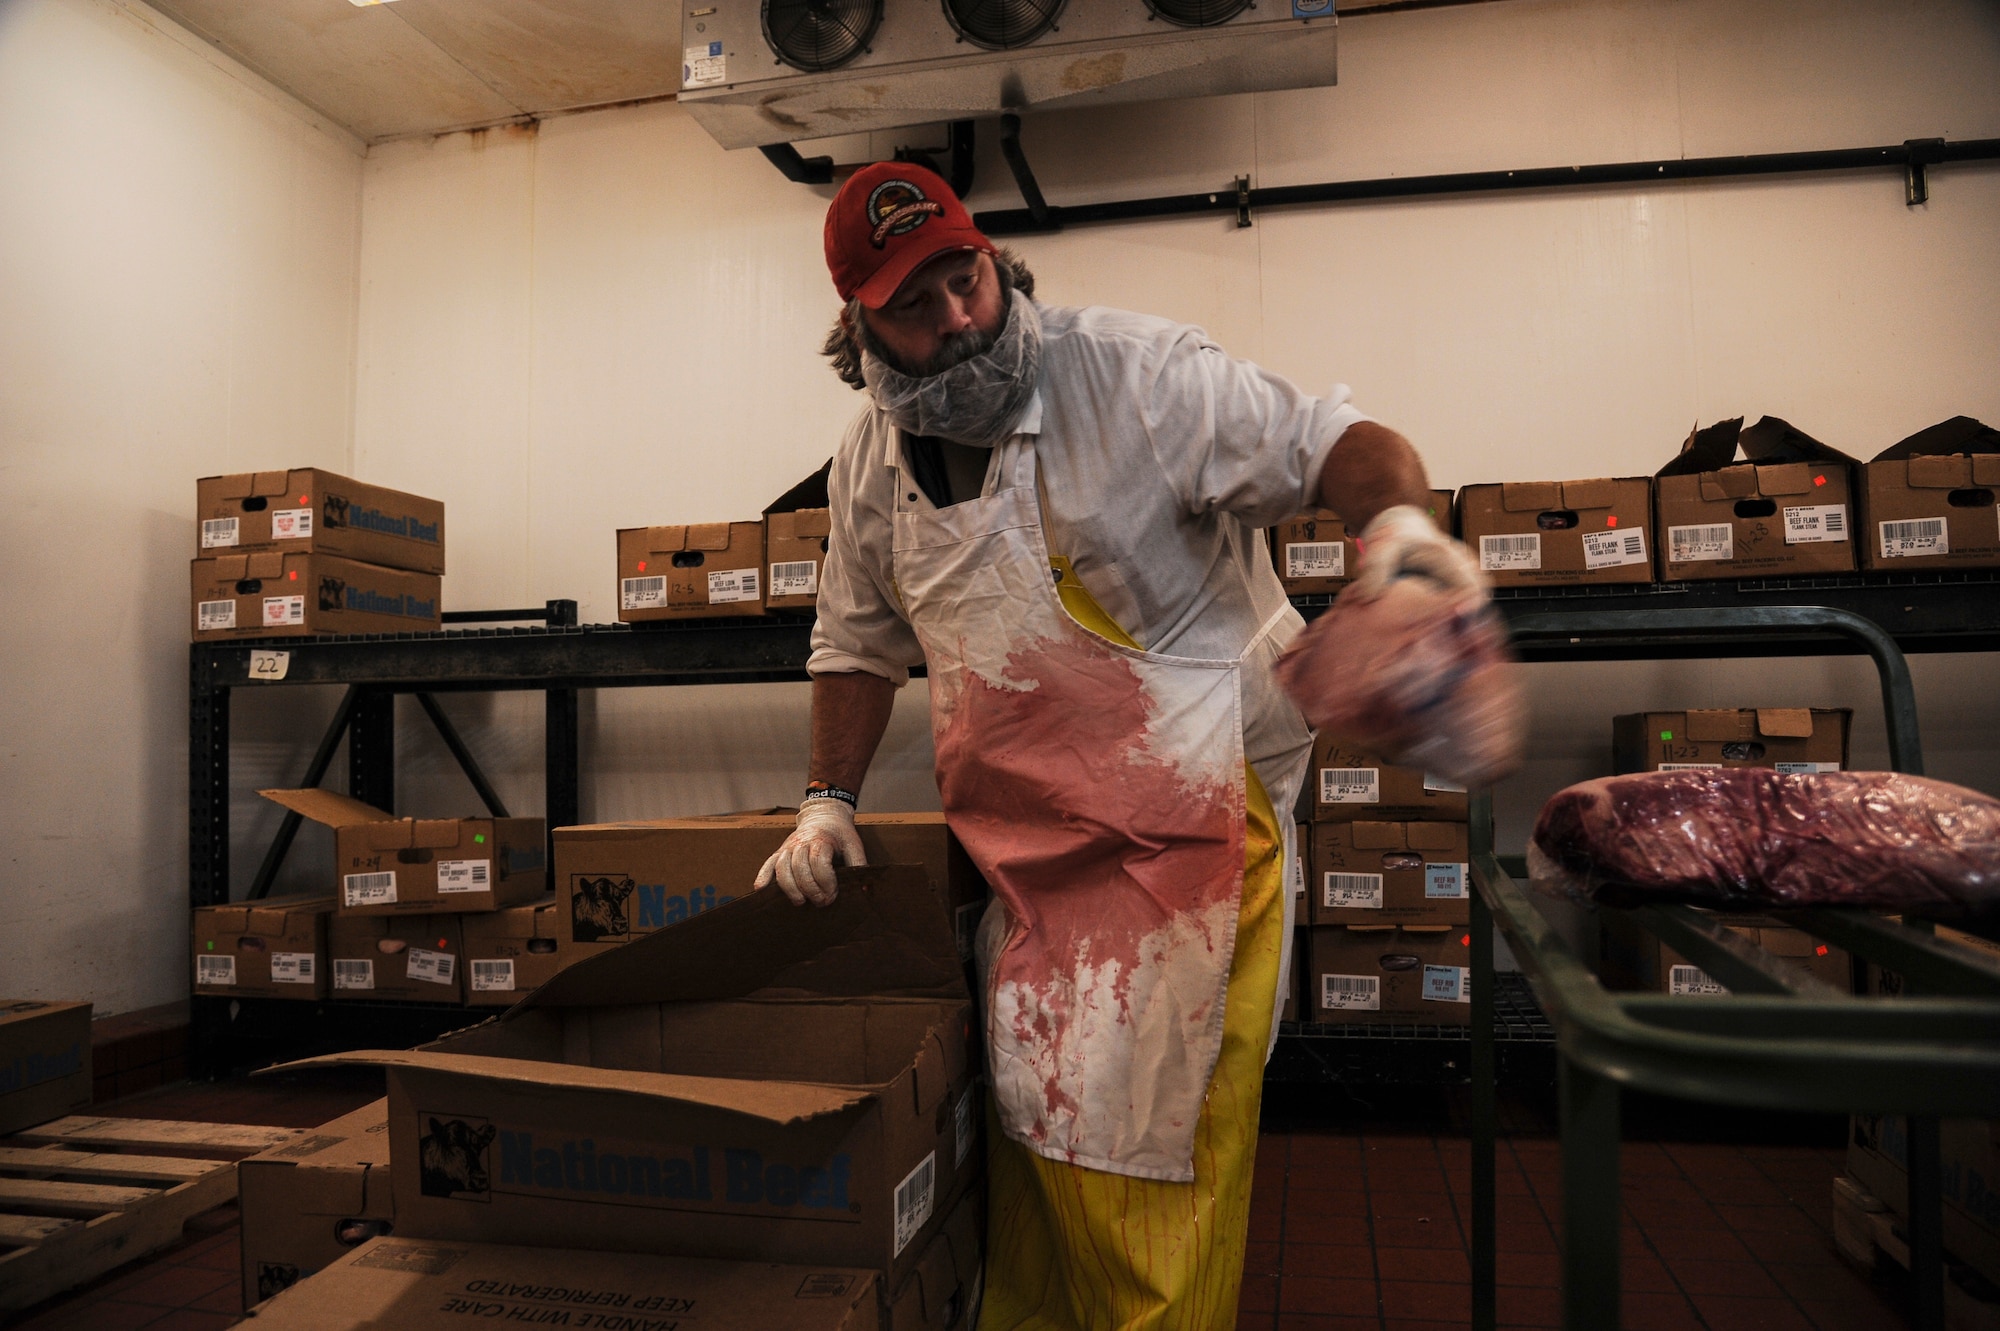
[[892, 436, 1284, 1182]]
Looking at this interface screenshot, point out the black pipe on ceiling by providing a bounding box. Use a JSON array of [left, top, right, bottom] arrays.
[[973, 136, 2000, 235]]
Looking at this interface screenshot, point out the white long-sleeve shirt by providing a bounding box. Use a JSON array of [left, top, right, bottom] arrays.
[[807, 301, 1369, 783]]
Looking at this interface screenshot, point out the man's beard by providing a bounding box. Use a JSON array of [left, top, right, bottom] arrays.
[[860, 321, 996, 378], [859, 287, 1043, 450]]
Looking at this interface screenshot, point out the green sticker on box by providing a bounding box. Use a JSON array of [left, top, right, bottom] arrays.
[[1661, 730, 1673, 741], [474, 833, 485, 843]]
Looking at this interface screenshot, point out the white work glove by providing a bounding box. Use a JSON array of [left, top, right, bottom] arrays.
[[755, 798, 866, 907], [1347, 504, 1485, 603]]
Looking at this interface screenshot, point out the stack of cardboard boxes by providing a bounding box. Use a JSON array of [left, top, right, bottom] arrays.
[[1301, 735, 1474, 1026], [617, 464, 834, 623], [191, 469, 445, 639]]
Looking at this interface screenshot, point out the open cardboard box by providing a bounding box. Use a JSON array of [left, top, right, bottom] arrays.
[[194, 894, 333, 1000], [238, 1099, 395, 1309], [1655, 416, 1858, 580], [617, 522, 766, 620], [1859, 416, 2000, 570], [276, 866, 977, 1291], [261, 789, 545, 916]]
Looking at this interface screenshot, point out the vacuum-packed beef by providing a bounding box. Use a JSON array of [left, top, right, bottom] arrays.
[[1528, 768, 2000, 917]]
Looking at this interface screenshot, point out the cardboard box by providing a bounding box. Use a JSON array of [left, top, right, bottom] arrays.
[[617, 522, 765, 621], [1310, 735, 1468, 823], [192, 552, 441, 641], [0, 1000, 91, 1135], [1307, 925, 1473, 1025], [766, 461, 834, 612], [1598, 911, 1851, 996], [886, 1182, 982, 1331], [1456, 478, 1653, 587], [326, 915, 466, 1003], [1612, 708, 1850, 775], [461, 896, 565, 1007], [239, 1099, 395, 1308], [287, 866, 976, 1291], [196, 468, 445, 574], [1859, 416, 2000, 571], [1847, 1115, 2000, 1290], [1271, 489, 1454, 594], [260, 789, 545, 916], [1655, 416, 1859, 581], [194, 894, 334, 1001], [238, 1236, 880, 1331], [1292, 823, 1310, 927], [554, 811, 988, 971], [1309, 821, 1470, 926]]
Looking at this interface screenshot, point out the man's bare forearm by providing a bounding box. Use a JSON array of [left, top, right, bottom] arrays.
[[810, 670, 898, 796], [1316, 420, 1433, 532]]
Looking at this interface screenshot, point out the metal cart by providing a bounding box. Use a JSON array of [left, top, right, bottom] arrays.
[[1466, 606, 2000, 1330]]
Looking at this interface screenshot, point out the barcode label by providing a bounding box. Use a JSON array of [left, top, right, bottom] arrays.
[[1423, 964, 1470, 1003], [1478, 533, 1542, 570], [1775, 761, 1841, 774], [271, 952, 315, 984], [334, 959, 374, 990], [1668, 524, 1734, 562], [407, 948, 456, 985], [263, 595, 305, 627], [683, 42, 727, 88], [343, 871, 397, 907], [1323, 873, 1384, 910], [1783, 504, 1846, 544], [470, 959, 515, 992], [1319, 768, 1379, 804], [1669, 964, 1728, 997], [201, 517, 240, 548], [1580, 528, 1648, 570], [769, 560, 819, 598], [197, 600, 237, 631], [707, 568, 760, 604], [1879, 518, 1948, 558], [270, 507, 313, 539], [621, 575, 666, 610], [1321, 975, 1380, 1011], [1285, 541, 1345, 579], [955, 1090, 976, 1167], [436, 859, 491, 893], [893, 1152, 937, 1257], [1425, 863, 1469, 899], [1657, 763, 1722, 771], [197, 955, 236, 986]]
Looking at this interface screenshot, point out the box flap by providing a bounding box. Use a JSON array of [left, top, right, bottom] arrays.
[[1697, 464, 1760, 501], [209, 472, 256, 500], [1754, 462, 1815, 496], [788, 510, 834, 539], [1658, 418, 1744, 477], [248, 896, 333, 934], [251, 470, 293, 496], [1975, 455, 2000, 486], [1738, 416, 1856, 467], [1500, 481, 1562, 512], [1684, 710, 1754, 742], [260, 788, 396, 828], [763, 459, 834, 516], [211, 554, 249, 579], [1755, 708, 1815, 738], [246, 551, 285, 578], [1871, 416, 2000, 463], [1560, 478, 1618, 510], [412, 819, 462, 850], [291, 1161, 374, 1215], [513, 865, 966, 1016], [1907, 455, 1972, 489], [1406, 824, 1461, 851], [1349, 822, 1407, 850], [686, 522, 734, 551]]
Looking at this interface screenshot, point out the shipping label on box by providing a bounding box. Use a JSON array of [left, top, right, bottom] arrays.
[[1611, 708, 1850, 775], [195, 468, 445, 574], [239, 1098, 395, 1308], [239, 1235, 880, 1331], [1858, 416, 2000, 572], [1307, 926, 1473, 1025], [1270, 490, 1453, 595], [191, 552, 441, 641], [0, 1000, 92, 1136], [617, 522, 766, 622], [1309, 822, 1470, 925], [1655, 417, 1859, 582], [460, 895, 567, 1007], [325, 915, 466, 1003], [260, 789, 545, 916], [281, 867, 973, 1293], [193, 894, 333, 1001], [1456, 478, 1653, 587], [1311, 735, 1468, 823], [887, 1180, 984, 1331]]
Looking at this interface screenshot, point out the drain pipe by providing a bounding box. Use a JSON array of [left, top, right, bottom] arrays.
[[759, 142, 833, 186], [999, 113, 1054, 231]]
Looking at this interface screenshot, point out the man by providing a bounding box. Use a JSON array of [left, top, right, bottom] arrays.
[[756, 162, 1484, 1331]]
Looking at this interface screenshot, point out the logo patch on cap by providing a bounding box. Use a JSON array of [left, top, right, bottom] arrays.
[[866, 179, 945, 249]]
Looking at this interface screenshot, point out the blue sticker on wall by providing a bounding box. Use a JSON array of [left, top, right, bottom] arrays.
[[1293, 0, 1335, 16]]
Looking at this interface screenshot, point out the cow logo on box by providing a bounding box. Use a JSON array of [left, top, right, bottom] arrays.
[[323, 493, 349, 528], [570, 875, 635, 942], [419, 1115, 496, 1200], [257, 1262, 301, 1301], [318, 576, 345, 612]]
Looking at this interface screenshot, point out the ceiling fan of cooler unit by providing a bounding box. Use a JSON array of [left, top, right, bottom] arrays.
[[761, 0, 884, 72], [1145, 0, 1255, 25], [941, 0, 1067, 51]]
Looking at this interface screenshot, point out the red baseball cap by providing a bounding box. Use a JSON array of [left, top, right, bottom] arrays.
[[825, 161, 997, 309]]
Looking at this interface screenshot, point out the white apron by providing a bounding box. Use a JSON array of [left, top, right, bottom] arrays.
[[892, 435, 1287, 1182]]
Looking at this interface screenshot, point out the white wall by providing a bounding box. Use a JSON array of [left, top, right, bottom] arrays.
[[356, 0, 2000, 856], [0, 0, 363, 1010]]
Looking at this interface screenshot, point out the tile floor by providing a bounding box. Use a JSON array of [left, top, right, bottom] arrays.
[[9, 1072, 1914, 1330]]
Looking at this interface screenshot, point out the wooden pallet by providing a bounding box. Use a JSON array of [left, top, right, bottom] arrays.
[[0, 1115, 300, 1311], [1833, 1175, 2000, 1331]]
